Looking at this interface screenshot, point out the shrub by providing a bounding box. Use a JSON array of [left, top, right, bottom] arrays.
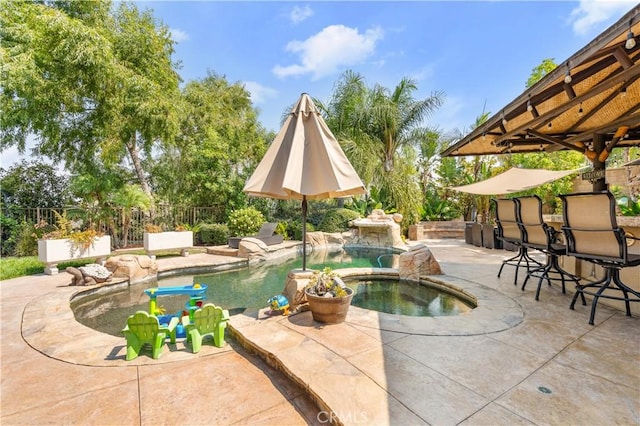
[[37, 211, 103, 250], [274, 222, 289, 240], [0, 214, 19, 256], [288, 220, 315, 241], [199, 223, 230, 245], [317, 208, 361, 233], [144, 224, 164, 233], [227, 207, 265, 236], [14, 221, 38, 256]]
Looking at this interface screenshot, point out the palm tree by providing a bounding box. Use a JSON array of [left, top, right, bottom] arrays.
[[324, 71, 444, 174], [112, 184, 152, 247], [320, 71, 444, 227], [368, 77, 444, 173]]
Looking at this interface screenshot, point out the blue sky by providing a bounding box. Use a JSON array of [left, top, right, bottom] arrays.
[[144, 0, 635, 133], [1, 0, 637, 168]]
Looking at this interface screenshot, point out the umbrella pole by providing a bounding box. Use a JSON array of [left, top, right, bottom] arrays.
[[302, 196, 307, 271]]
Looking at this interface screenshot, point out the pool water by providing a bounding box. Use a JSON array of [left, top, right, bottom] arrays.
[[72, 247, 471, 336], [347, 279, 473, 316]]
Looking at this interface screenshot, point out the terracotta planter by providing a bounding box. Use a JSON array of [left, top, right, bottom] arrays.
[[305, 287, 354, 324]]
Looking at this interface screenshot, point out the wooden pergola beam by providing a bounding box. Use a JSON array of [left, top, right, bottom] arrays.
[[525, 129, 586, 153], [492, 63, 640, 146]]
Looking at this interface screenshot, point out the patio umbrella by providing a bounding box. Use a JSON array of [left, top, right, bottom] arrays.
[[243, 93, 366, 270]]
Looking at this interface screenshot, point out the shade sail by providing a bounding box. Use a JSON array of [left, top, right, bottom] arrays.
[[449, 168, 579, 195], [243, 93, 366, 200]]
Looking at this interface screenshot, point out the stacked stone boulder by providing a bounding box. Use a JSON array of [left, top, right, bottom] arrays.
[[398, 244, 443, 281], [104, 255, 157, 284]]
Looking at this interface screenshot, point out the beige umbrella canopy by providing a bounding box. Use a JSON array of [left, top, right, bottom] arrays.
[[244, 93, 366, 269]]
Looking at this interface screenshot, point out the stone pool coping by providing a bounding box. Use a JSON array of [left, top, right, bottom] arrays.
[[21, 267, 523, 367]]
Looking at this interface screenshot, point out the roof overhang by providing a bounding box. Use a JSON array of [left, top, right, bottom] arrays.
[[442, 6, 640, 159]]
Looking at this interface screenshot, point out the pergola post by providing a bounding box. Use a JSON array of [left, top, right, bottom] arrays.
[[592, 133, 608, 192]]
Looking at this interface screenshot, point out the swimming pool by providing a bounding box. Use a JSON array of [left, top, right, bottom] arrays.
[[72, 247, 472, 336]]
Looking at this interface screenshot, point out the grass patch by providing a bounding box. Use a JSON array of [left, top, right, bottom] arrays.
[[0, 256, 44, 280], [0, 247, 209, 281], [0, 256, 101, 281]]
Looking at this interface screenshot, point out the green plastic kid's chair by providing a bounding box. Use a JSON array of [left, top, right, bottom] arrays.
[[184, 303, 230, 353], [122, 311, 179, 360]]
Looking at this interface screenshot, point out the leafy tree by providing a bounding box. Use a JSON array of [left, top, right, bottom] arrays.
[[0, 160, 72, 208], [526, 58, 557, 88], [1, 1, 181, 200], [151, 73, 270, 218]]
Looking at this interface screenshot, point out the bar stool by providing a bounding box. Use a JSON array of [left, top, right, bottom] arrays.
[[493, 198, 542, 286], [515, 195, 580, 301], [560, 191, 640, 325]]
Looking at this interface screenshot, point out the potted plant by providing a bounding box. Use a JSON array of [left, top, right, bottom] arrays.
[[304, 267, 354, 324]]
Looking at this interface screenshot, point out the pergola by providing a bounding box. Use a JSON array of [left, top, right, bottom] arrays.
[[441, 6, 640, 191]]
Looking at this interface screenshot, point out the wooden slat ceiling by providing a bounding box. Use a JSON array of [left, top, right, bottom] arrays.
[[442, 6, 640, 158]]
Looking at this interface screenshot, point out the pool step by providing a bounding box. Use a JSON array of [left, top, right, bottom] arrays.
[[207, 245, 240, 257]]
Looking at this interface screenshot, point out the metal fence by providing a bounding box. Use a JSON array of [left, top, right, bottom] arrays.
[[5, 205, 225, 248]]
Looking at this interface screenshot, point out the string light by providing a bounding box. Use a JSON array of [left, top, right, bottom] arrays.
[[626, 20, 636, 50], [564, 63, 572, 84], [501, 111, 507, 126], [578, 103, 583, 117]]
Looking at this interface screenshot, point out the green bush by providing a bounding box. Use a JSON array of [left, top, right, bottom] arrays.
[[199, 223, 230, 245], [0, 214, 19, 256], [288, 220, 315, 241], [14, 221, 39, 256], [317, 208, 361, 233], [274, 222, 289, 240], [227, 207, 265, 236]]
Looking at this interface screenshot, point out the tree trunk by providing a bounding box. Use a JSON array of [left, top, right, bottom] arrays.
[[126, 135, 156, 219]]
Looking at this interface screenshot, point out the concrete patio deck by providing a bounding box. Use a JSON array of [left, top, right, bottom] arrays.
[[1, 239, 639, 425]]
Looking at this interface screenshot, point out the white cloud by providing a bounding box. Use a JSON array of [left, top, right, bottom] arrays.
[[290, 5, 313, 24], [410, 64, 435, 83], [568, 0, 636, 35], [243, 81, 278, 104], [272, 25, 383, 80], [169, 28, 189, 43]]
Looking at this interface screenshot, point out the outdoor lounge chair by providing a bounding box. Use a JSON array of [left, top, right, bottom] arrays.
[[183, 303, 230, 352], [515, 195, 580, 301], [493, 198, 542, 285], [560, 191, 640, 325], [228, 222, 283, 249], [122, 311, 178, 360]]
